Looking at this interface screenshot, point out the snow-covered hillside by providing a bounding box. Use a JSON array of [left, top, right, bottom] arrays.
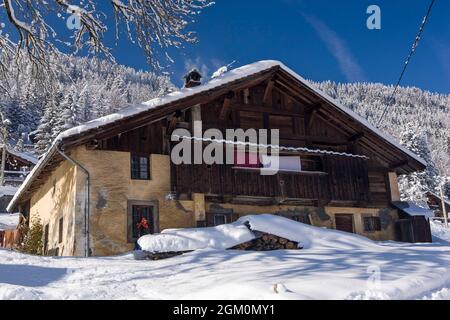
[[1, 215, 450, 300], [0, 54, 174, 154]]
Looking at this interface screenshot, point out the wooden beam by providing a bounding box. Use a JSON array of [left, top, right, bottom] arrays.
[[280, 135, 349, 146], [243, 88, 250, 105], [219, 91, 235, 120], [307, 110, 317, 128], [272, 85, 308, 106], [166, 115, 178, 135], [348, 132, 364, 142], [304, 103, 321, 114], [263, 80, 275, 106], [390, 159, 409, 169], [230, 104, 302, 117]]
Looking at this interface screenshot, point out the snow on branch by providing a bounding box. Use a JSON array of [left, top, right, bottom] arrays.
[[0, 0, 214, 79]]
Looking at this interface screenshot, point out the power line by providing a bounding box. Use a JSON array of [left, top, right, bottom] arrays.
[[377, 0, 436, 127]]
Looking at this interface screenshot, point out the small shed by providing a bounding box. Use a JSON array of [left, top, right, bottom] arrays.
[[392, 201, 433, 243], [0, 213, 20, 248]]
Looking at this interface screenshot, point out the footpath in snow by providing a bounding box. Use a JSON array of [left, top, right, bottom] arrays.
[[1, 215, 450, 300]]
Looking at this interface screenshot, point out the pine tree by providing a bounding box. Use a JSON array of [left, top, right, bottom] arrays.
[[18, 217, 44, 255]]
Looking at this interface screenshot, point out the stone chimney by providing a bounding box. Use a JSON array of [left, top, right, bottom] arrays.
[[184, 68, 202, 88]]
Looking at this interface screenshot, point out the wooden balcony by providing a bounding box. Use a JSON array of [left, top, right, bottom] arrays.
[[173, 156, 370, 204]]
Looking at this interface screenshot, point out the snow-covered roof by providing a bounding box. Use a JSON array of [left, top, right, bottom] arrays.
[[54, 60, 425, 165], [0, 145, 38, 165], [0, 213, 19, 231], [7, 60, 426, 212], [392, 201, 435, 218], [0, 186, 18, 198], [57, 61, 281, 140]]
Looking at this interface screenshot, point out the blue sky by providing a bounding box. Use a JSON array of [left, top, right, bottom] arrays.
[[4, 0, 448, 93], [102, 0, 449, 93]]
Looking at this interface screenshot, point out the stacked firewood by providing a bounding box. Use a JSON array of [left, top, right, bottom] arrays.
[[230, 233, 301, 251], [137, 251, 188, 260]]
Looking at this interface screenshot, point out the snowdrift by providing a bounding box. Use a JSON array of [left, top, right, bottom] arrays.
[[137, 223, 255, 252], [138, 214, 377, 253]]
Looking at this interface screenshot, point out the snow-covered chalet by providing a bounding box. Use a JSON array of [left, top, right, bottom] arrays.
[[7, 61, 429, 256]]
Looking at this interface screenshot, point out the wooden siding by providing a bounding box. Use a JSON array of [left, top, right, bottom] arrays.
[[90, 80, 385, 207], [97, 120, 166, 155], [173, 156, 370, 204]]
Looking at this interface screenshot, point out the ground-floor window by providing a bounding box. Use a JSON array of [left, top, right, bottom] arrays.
[[290, 214, 311, 225], [335, 214, 354, 233], [213, 214, 228, 226], [206, 212, 238, 227], [127, 200, 158, 243], [363, 216, 382, 232]]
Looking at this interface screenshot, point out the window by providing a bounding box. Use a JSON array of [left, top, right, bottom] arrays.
[[213, 214, 227, 226], [261, 155, 324, 173], [290, 215, 311, 225], [58, 217, 63, 244], [131, 154, 150, 180], [127, 201, 158, 242], [363, 216, 382, 232], [261, 155, 302, 173]]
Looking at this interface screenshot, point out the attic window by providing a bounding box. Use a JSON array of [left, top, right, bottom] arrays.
[[131, 154, 150, 180]]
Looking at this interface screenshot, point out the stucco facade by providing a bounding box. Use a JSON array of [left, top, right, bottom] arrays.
[[29, 158, 81, 256], [26, 146, 402, 256]]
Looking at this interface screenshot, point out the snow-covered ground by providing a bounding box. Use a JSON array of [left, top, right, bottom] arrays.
[[1, 215, 450, 300]]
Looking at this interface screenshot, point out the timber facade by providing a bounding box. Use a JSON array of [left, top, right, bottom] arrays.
[[8, 61, 427, 256]]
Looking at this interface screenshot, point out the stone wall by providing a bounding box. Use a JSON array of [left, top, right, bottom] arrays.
[[72, 147, 196, 256]]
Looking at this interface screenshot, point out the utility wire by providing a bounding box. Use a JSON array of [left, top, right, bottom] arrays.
[[377, 0, 436, 127]]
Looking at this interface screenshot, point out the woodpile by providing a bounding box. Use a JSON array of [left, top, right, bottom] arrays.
[[137, 251, 189, 260], [230, 233, 301, 251]]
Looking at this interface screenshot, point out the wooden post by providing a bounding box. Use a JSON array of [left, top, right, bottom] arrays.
[[0, 144, 5, 186], [440, 185, 448, 228], [191, 105, 202, 165], [0, 112, 8, 187]]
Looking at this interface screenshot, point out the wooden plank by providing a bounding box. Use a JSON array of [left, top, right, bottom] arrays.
[[219, 91, 236, 120], [230, 104, 302, 117], [263, 80, 275, 106]]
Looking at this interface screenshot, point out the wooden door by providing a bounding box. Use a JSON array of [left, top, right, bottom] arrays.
[[335, 214, 354, 233], [43, 224, 49, 255]]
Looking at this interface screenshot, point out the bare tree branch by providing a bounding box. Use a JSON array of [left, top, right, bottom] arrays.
[[0, 0, 213, 81]]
